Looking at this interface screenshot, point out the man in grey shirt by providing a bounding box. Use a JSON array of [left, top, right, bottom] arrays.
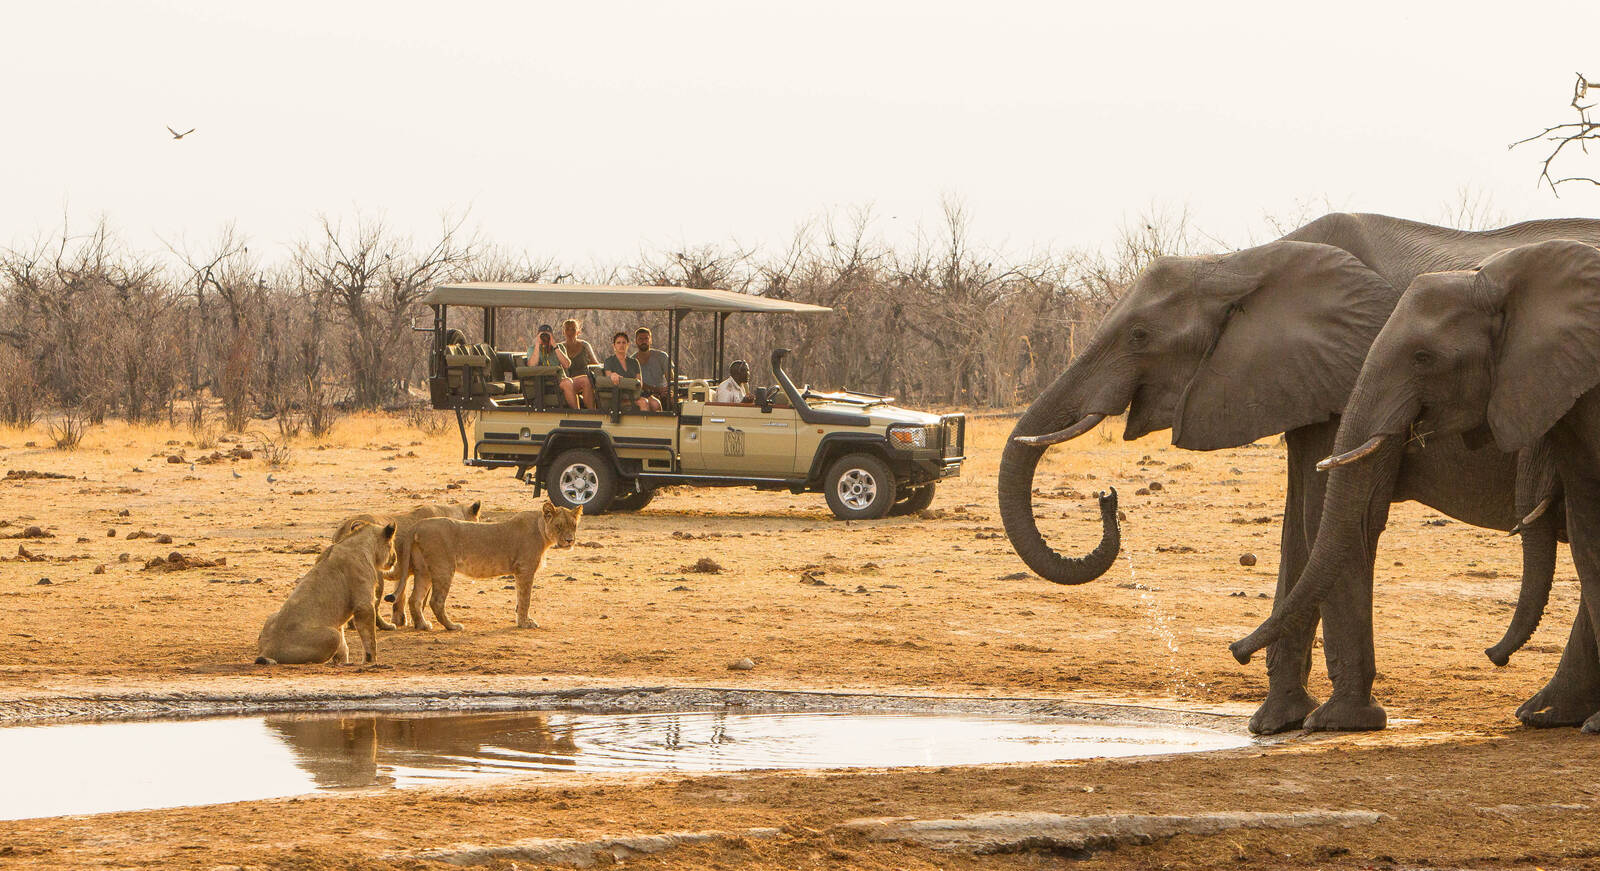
[[632, 327, 671, 412]]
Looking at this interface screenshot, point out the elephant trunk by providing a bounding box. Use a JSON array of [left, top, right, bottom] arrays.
[[997, 343, 1130, 586], [1486, 513, 1558, 666], [998, 432, 1121, 585], [1487, 440, 1563, 666]]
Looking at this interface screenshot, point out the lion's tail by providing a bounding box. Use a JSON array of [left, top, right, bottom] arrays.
[[255, 656, 277, 665], [389, 531, 418, 597]]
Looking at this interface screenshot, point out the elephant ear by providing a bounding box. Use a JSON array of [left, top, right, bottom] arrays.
[[1481, 240, 1600, 452], [1172, 241, 1396, 450]]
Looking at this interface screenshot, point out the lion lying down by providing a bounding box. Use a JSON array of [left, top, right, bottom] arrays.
[[402, 501, 580, 631], [331, 500, 481, 630], [257, 521, 396, 665]]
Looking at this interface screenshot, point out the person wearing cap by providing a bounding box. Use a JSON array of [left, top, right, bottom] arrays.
[[528, 323, 579, 408], [632, 326, 669, 412], [713, 359, 752, 404]]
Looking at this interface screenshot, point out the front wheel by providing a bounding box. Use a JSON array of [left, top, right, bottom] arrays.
[[824, 453, 897, 520], [545, 449, 617, 514], [889, 482, 936, 516]]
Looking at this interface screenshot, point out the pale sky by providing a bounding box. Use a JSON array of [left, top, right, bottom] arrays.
[[4, 0, 1599, 265]]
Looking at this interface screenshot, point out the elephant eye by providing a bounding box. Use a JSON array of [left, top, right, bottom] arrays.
[[1129, 326, 1149, 344], [1412, 349, 1434, 366]]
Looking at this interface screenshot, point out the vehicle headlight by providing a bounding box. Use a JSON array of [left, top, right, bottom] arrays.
[[887, 425, 928, 449]]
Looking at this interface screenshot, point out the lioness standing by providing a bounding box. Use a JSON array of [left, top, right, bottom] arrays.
[[404, 502, 580, 630], [332, 501, 482, 630], [257, 521, 396, 665]]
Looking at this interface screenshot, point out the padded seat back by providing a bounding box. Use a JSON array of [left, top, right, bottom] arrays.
[[589, 364, 641, 408], [443, 342, 491, 395], [515, 363, 566, 409]]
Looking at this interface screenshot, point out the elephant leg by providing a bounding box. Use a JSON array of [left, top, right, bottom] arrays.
[[1517, 602, 1600, 727], [1544, 461, 1600, 731], [1522, 441, 1600, 729], [1304, 427, 1391, 733], [1251, 422, 1335, 735], [1305, 558, 1387, 731]]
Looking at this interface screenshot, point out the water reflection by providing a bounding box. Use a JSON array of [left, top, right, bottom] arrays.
[[0, 709, 1248, 821], [264, 712, 582, 788]]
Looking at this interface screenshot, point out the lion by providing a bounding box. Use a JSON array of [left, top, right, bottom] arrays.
[[332, 500, 481, 630], [257, 520, 396, 665], [402, 501, 580, 631]]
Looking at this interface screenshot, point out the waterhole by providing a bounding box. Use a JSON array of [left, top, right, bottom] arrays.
[[0, 708, 1248, 820]]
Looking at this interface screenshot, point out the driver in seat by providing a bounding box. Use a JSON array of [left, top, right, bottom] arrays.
[[713, 360, 753, 404]]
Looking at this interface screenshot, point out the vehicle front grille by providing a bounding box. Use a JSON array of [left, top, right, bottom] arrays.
[[941, 415, 965, 459]]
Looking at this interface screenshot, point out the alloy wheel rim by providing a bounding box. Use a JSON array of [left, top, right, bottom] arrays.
[[559, 464, 599, 504], [837, 468, 877, 510]]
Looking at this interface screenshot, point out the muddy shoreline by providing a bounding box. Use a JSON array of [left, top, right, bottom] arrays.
[[0, 684, 1252, 732]]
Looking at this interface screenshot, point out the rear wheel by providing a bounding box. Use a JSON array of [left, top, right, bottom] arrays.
[[609, 487, 657, 512], [546, 449, 617, 514], [889, 482, 937, 516], [824, 453, 897, 520]]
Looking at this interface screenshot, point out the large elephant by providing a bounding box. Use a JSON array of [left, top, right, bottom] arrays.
[[1000, 213, 1600, 734], [1236, 240, 1600, 729]]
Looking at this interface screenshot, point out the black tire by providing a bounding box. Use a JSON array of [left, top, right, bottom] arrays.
[[609, 487, 656, 512], [889, 482, 937, 516], [824, 453, 898, 520], [545, 449, 617, 514]]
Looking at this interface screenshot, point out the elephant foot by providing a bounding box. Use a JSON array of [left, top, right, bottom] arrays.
[[1303, 696, 1387, 732], [1517, 686, 1600, 728], [1581, 711, 1600, 734], [1248, 688, 1320, 735]]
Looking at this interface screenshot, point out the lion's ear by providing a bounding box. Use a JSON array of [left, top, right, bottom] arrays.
[[382, 522, 396, 540], [573, 504, 582, 517], [468, 500, 482, 519], [542, 501, 557, 519]]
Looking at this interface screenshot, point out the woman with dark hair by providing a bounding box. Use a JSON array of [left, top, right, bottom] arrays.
[[601, 331, 650, 411]]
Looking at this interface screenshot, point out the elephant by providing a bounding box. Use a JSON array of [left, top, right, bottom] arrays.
[[1233, 240, 1600, 730], [1000, 212, 1600, 734]]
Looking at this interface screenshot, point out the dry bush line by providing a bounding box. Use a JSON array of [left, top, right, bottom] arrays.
[[0, 206, 1197, 427]]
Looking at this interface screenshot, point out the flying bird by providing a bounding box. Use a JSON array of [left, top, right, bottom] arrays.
[[167, 126, 195, 140]]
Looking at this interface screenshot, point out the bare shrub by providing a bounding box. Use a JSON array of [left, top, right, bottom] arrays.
[[0, 350, 40, 428], [193, 422, 220, 450], [303, 374, 340, 438], [254, 431, 292, 468], [48, 410, 88, 451], [275, 409, 304, 438], [404, 401, 452, 435]]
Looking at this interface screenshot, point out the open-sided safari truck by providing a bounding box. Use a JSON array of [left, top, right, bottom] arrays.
[[421, 283, 965, 519]]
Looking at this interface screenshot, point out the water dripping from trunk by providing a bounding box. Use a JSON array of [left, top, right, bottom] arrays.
[[1125, 545, 1210, 700]]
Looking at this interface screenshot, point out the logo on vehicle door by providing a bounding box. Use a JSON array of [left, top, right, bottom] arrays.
[[723, 428, 745, 457]]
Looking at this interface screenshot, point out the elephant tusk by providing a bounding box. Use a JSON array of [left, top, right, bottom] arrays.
[[1014, 413, 1106, 447], [1509, 496, 1554, 536], [1315, 435, 1387, 472]]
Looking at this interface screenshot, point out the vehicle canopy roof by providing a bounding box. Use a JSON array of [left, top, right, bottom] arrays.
[[423, 283, 832, 315]]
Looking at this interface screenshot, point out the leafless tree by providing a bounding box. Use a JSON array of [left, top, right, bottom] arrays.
[[1515, 72, 1600, 193], [295, 214, 476, 408]]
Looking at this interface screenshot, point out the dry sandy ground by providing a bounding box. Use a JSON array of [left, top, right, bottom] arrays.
[[0, 413, 1598, 869]]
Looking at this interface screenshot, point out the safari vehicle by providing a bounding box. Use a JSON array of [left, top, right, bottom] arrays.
[[420, 283, 965, 519]]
